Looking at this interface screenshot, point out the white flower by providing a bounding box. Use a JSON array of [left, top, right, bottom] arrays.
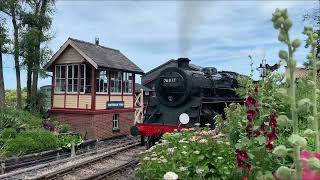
[[193, 150, 200, 155], [167, 148, 175, 155], [161, 159, 168, 163], [151, 153, 157, 157], [163, 172, 178, 180], [183, 146, 187, 148], [199, 139, 208, 144], [179, 139, 189, 143], [179, 166, 187, 172], [143, 157, 150, 161], [151, 157, 157, 161], [194, 123, 200, 127], [217, 156, 223, 160], [181, 151, 187, 155], [196, 168, 204, 174]]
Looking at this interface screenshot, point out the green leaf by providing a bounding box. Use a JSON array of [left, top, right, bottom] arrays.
[[256, 136, 266, 145], [235, 143, 242, 149], [248, 152, 255, 159]]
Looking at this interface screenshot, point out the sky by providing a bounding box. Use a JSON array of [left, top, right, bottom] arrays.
[[1, 0, 319, 89]]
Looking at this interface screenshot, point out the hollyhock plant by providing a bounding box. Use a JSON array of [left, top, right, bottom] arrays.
[[244, 96, 257, 107], [246, 109, 256, 121], [300, 150, 320, 180]]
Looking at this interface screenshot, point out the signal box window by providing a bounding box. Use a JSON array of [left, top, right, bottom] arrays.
[[55, 65, 66, 93], [96, 70, 108, 93], [123, 72, 133, 94], [67, 65, 78, 93], [112, 114, 120, 131], [110, 71, 122, 94]]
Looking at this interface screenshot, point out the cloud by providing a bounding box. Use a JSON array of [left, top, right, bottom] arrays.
[[2, 0, 317, 89]]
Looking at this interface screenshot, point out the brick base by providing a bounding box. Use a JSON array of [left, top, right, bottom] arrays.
[[51, 109, 135, 140]]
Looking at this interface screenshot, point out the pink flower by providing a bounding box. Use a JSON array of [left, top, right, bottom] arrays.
[[247, 109, 256, 121], [300, 150, 320, 180], [244, 96, 257, 107]]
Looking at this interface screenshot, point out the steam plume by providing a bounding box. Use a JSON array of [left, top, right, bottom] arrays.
[[178, 2, 206, 57]]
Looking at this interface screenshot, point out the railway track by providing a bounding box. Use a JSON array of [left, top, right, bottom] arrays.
[[0, 139, 144, 180]]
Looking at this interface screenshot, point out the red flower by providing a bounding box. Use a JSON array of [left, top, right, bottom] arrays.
[[243, 176, 247, 180], [244, 96, 257, 107], [260, 122, 266, 132], [246, 124, 253, 132], [236, 149, 249, 162], [266, 131, 276, 142], [253, 130, 261, 137], [269, 112, 277, 129], [266, 141, 274, 150], [247, 109, 256, 121]]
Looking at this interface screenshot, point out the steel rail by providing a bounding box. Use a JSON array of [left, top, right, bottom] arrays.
[[80, 159, 139, 180], [32, 142, 140, 180]]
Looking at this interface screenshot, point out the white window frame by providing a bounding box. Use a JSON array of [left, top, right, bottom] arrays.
[[123, 72, 133, 94], [112, 114, 119, 130], [110, 71, 122, 94], [54, 65, 66, 93], [67, 65, 79, 94], [96, 70, 108, 94], [79, 64, 86, 94]]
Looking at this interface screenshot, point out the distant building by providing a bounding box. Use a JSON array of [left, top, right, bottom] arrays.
[[284, 66, 319, 79], [40, 85, 52, 110], [141, 59, 201, 90], [44, 37, 144, 140], [135, 83, 153, 106]]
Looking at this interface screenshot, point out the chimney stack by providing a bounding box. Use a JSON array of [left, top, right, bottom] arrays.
[[177, 58, 191, 69], [95, 37, 99, 45]]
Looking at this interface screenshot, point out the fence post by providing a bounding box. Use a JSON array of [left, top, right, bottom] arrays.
[[1, 162, 5, 174], [71, 142, 76, 157]]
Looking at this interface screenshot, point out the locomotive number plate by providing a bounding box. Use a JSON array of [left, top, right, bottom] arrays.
[[163, 78, 177, 83]]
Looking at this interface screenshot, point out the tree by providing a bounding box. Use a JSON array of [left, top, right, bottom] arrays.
[[0, 18, 10, 110], [20, 0, 55, 111], [0, 0, 24, 109]]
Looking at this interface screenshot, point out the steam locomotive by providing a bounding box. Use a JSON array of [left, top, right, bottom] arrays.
[[131, 58, 243, 146]]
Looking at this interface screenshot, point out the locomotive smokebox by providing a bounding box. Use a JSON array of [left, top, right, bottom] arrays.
[[177, 57, 191, 69]]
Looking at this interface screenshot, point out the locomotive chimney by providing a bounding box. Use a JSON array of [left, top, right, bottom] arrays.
[[177, 57, 191, 69]]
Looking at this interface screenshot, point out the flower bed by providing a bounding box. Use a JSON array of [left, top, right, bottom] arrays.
[[136, 129, 236, 180]]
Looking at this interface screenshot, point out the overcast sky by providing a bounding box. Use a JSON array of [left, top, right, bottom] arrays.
[[2, 0, 319, 89]]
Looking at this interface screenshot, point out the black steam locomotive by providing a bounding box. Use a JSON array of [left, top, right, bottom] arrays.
[[131, 58, 243, 145]]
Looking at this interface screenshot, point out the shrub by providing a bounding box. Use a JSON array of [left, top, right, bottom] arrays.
[[136, 129, 235, 180], [58, 133, 83, 149], [3, 129, 59, 156], [0, 108, 43, 131], [1, 128, 17, 139]]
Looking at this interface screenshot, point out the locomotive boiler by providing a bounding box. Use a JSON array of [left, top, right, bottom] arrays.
[[131, 58, 243, 145]]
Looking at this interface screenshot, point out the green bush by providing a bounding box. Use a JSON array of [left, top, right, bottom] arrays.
[[3, 129, 59, 156], [136, 129, 235, 180], [0, 108, 43, 131], [1, 128, 17, 139]]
